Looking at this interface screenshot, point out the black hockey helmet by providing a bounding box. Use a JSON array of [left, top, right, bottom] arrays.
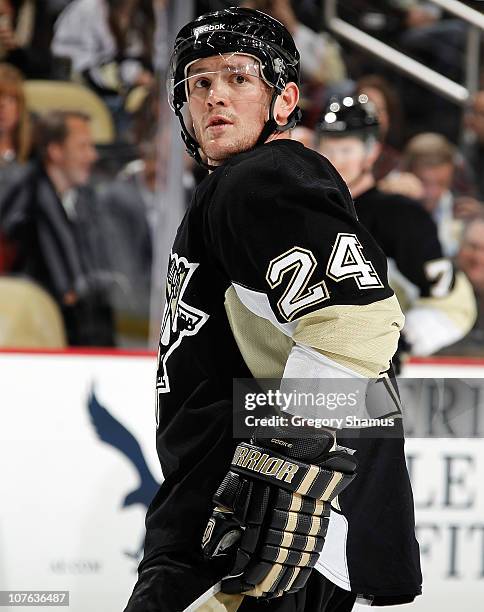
[[317, 95, 380, 143], [167, 7, 301, 165]]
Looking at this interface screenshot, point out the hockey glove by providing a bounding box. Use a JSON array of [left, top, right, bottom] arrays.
[[202, 426, 357, 599]]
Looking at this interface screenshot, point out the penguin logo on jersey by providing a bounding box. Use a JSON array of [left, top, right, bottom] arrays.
[[155, 253, 209, 420]]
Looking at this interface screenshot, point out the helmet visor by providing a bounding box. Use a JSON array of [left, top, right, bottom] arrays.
[[168, 52, 272, 111]]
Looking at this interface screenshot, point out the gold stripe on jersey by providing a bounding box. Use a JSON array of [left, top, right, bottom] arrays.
[[294, 295, 404, 377], [224, 286, 293, 378], [415, 271, 477, 335]]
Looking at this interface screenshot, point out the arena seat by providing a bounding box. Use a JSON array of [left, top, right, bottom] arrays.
[[24, 80, 115, 144], [0, 277, 66, 348]]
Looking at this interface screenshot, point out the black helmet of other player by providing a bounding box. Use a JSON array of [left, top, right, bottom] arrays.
[[317, 95, 380, 145], [167, 7, 301, 165]]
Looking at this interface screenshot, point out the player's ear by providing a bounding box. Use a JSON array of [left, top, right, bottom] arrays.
[[273, 83, 299, 127]]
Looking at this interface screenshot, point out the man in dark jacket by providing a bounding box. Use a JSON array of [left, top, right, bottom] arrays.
[[0, 110, 115, 346]]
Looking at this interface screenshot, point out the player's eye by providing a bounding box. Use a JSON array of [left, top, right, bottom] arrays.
[[233, 74, 248, 85], [193, 77, 211, 89]]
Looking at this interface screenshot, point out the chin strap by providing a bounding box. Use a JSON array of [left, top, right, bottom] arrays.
[[175, 90, 302, 170], [174, 102, 218, 171]]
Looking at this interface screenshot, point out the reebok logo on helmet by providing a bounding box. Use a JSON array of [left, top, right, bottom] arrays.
[[194, 23, 225, 36]]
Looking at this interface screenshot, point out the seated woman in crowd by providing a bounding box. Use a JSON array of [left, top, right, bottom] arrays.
[[0, 0, 55, 78], [0, 62, 30, 161], [51, 0, 154, 129], [0, 62, 30, 273], [0, 62, 30, 192]]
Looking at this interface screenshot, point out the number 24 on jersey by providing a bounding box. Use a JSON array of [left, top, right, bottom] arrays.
[[266, 233, 383, 321]]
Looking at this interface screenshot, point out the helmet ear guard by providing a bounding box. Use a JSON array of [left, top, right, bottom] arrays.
[[167, 7, 302, 166]]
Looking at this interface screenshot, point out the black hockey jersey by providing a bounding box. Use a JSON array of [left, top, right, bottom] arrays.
[[130, 140, 421, 610], [354, 187, 476, 357], [355, 187, 447, 299]]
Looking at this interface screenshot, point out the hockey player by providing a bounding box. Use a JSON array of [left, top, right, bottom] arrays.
[[317, 96, 476, 360], [125, 8, 421, 612]]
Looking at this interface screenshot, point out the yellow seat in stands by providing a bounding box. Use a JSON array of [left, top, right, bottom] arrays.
[[0, 277, 66, 349], [24, 80, 115, 144]]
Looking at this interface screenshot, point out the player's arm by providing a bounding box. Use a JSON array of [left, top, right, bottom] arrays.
[[202, 158, 403, 598]]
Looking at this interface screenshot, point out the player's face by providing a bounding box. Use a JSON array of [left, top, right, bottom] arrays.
[[318, 136, 368, 187], [186, 53, 271, 163]]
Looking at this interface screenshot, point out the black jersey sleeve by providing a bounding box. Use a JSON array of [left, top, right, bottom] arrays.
[[365, 194, 449, 298], [206, 142, 393, 325]]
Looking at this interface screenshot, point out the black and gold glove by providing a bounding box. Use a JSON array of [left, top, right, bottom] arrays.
[[202, 427, 357, 599]]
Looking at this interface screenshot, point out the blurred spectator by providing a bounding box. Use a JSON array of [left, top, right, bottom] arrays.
[[99, 139, 157, 344], [131, 81, 160, 144], [403, 1, 442, 30], [0, 62, 29, 274], [397, 3, 466, 142], [356, 74, 405, 180], [0, 62, 30, 193], [402, 132, 483, 256], [52, 0, 155, 130], [241, 0, 347, 87], [455, 216, 484, 348], [0, 110, 115, 346], [464, 91, 484, 201], [0, 0, 55, 78]]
